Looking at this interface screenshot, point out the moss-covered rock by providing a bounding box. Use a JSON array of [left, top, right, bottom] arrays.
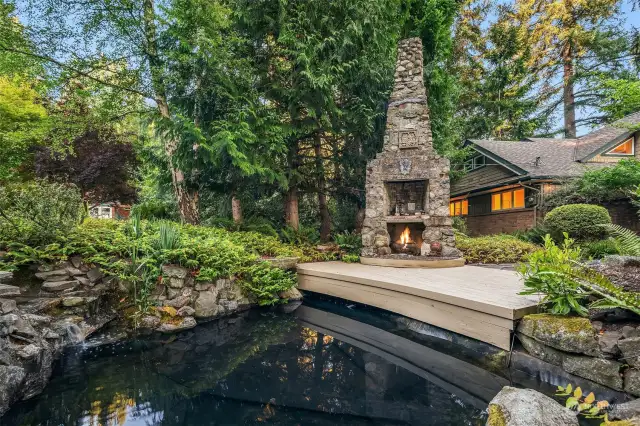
[[562, 356, 623, 391], [517, 314, 599, 356], [487, 386, 578, 426]]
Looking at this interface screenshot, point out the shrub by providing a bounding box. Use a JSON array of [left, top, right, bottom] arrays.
[[578, 239, 620, 260], [544, 204, 611, 242], [341, 254, 360, 263], [518, 234, 640, 316], [452, 216, 468, 235], [456, 234, 539, 264], [334, 231, 362, 255], [280, 225, 320, 245], [239, 262, 297, 306], [511, 226, 548, 245], [605, 224, 640, 256], [0, 180, 82, 246]]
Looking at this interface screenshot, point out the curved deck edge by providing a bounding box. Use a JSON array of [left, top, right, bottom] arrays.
[[360, 256, 465, 268]]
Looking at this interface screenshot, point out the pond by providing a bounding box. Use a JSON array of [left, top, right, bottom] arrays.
[[1, 297, 615, 426]]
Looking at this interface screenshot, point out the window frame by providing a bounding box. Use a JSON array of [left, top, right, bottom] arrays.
[[604, 137, 635, 157], [491, 188, 526, 212], [463, 155, 486, 172], [449, 199, 469, 216]]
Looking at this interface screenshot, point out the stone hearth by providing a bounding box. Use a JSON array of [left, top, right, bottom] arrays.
[[361, 37, 462, 260]]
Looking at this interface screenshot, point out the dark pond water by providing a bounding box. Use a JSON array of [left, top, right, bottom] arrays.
[[2, 297, 619, 426]]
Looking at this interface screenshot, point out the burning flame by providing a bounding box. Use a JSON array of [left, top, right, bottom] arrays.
[[399, 226, 411, 249]]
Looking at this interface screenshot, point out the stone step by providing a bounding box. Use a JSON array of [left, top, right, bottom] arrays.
[[35, 269, 70, 281], [42, 280, 78, 292], [0, 284, 20, 297], [0, 271, 13, 283]]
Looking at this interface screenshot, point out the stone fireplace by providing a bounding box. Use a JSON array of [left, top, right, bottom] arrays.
[[361, 37, 462, 261]]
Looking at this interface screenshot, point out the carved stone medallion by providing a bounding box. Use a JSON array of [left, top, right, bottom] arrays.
[[398, 130, 418, 149], [399, 158, 411, 175]]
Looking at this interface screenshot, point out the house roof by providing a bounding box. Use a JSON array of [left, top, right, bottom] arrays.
[[573, 111, 640, 161], [465, 110, 640, 180]]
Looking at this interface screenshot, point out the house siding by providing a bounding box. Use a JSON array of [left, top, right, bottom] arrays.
[[451, 160, 518, 195], [465, 209, 539, 236]]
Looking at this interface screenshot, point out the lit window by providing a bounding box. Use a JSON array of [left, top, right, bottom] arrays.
[[449, 200, 468, 216], [606, 138, 634, 156], [464, 155, 486, 171], [491, 188, 525, 211]]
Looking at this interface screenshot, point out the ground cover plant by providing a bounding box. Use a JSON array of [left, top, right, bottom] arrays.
[[456, 233, 539, 264], [0, 217, 324, 308], [518, 234, 640, 317]]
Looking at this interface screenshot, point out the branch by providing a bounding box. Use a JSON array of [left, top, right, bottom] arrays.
[[0, 44, 152, 99]]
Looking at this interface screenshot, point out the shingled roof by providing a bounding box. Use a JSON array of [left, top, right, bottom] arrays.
[[466, 110, 640, 179]]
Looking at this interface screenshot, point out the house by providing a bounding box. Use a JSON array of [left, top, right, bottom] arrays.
[[450, 111, 640, 236], [89, 202, 131, 220]]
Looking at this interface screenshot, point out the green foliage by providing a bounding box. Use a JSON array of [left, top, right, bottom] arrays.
[[578, 239, 620, 260], [0, 76, 48, 181], [545, 160, 640, 208], [544, 204, 611, 242], [0, 180, 82, 246], [451, 216, 468, 235], [205, 216, 278, 238], [333, 231, 362, 255], [456, 234, 539, 264], [518, 234, 640, 316], [239, 262, 297, 306], [518, 234, 590, 316], [341, 254, 360, 263], [511, 226, 548, 245], [280, 225, 320, 246], [0, 218, 318, 309], [604, 224, 640, 256]]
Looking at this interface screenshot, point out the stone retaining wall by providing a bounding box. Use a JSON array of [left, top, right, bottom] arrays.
[[517, 314, 640, 396]]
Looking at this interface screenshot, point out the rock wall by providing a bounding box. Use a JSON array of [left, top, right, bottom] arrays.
[[517, 314, 640, 396]]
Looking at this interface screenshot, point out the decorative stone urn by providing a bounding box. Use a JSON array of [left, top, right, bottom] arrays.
[[360, 38, 461, 260]]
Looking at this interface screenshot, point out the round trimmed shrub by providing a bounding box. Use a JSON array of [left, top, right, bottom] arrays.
[[544, 204, 611, 242]]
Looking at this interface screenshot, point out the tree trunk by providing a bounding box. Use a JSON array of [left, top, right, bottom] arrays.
[[284, 187, 299, 230], [143, 0, 199, 224], [284, 140, 300, 230], [314, 132, 331, 242], [231, 194, 243, 224], [562, 41, 577, 139]]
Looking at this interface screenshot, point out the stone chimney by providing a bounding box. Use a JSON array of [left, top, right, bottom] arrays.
[[360, 38, 461, 261]]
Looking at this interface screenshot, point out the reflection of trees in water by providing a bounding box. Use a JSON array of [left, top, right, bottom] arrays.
[[6, 312, 486, 425]]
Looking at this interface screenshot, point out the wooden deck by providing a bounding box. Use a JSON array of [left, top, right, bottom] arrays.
[[296, 261, 540, 350]]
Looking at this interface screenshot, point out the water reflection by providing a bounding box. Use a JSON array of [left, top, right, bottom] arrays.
[[5, 308, 487, 426]]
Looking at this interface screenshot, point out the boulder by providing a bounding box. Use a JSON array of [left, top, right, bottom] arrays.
[[162, 265, 188, 279], [194, 289, 219, 318], [69, 256, 83, 269], [486, 386, 578, 426], [0, 314, 37, 338], [177, 306, 195, 317], [265, 257, 299, 270], [157, 316, 197, 333], [442, 246, 462, 258], [164, 295, 190, 309], [0, 299, 16, 315], [16, 344, 42, 360], [609, 398, 640, 421], [86, 267, 103, 284], [167, 277, 185, 289], [517, 333, 564, 366], [62, 297, 85, 307], [619, 337, 640, 367], [599, 330, 622, 357], [75, 276, 90, 286], [517, 314, 599, 356], [42, 280, 78, 292], [624, 369, 640, 397], [622, 327, 640, 339], [0, 365, 26, 416], [561, 356, 623, 391], [139, 315, 161, 329], [35, 269, 70, 281], [278, 287, 303, 301], [0, 284, 20, 297], [0, 271, 13, 283]]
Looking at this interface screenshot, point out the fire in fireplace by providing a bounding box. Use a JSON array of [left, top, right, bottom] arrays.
[[388, 223, 424, 255]]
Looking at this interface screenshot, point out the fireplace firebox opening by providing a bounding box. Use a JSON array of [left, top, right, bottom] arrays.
[[385, 180, 428, 216], [388, 223, 424, 255]]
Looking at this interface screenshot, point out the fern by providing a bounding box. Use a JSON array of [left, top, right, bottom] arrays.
[[604, 224, 640, 256]]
